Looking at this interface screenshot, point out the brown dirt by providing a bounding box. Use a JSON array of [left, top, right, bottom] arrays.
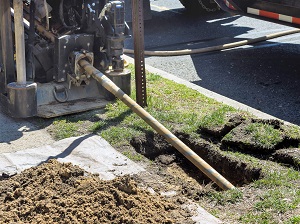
[[131, 132, 262, 188], [29, 115, 300, 223], [127, 119, 300, 223], [0, 160, 194, 224]]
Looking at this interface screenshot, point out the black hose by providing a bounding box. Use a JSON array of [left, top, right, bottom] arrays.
[[124, 29, 300, 56], [59, 0, 74, 30]]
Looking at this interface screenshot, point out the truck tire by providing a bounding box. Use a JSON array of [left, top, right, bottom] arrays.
[[179, 0, 220, 12]]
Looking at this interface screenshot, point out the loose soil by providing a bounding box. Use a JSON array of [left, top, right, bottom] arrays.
[[128, 118, 300, 223], [0, 160, 194, 224], [31, 113, 300, 223], [131, 132, 262, 188]]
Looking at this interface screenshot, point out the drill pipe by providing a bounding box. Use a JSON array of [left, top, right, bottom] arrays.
[[78, 59, 235, 190]]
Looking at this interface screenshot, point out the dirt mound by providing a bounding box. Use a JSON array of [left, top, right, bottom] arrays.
[[0, 160, 193, 224]]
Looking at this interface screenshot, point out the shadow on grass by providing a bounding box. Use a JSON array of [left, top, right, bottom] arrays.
[[90, 109, 134, 133]]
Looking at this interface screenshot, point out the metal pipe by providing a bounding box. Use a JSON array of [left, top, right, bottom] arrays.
[[11, 8, 30, 30], [78, 58, 235, 190], [14, 0, 26, 85]]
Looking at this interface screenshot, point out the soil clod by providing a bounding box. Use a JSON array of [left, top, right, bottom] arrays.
[[273, 148, 300, 169], [199, 113, 245, 138]]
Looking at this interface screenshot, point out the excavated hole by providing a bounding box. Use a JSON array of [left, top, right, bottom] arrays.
[[130, 132, 262, 188]]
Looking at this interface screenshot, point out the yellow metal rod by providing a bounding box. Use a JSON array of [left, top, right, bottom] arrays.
[[79, 59, 235, 190]]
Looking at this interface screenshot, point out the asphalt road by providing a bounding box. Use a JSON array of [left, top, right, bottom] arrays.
[[125, 0, 300, 125]]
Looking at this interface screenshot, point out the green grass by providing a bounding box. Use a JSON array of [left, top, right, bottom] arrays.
[[52, 119, 82, 139], [282, 124, 300, 140], [199, 105, 236, 129], [285, 216, 300, 224], [49, 64, 300, 224], [254, 167, 300, 188], [254, 189, 298, 213], [50, 67, 229, 144], [245, 123, 283, 149], [50, 68, 224, 143], [206, 188, 243, 205], [89, 120, 107, 132], [122, 151, 144, 161], [239, 212, 275, 224]]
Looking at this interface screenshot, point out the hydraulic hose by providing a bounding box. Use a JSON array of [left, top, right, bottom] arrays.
[[22, 11, 55, 42], [78, 58, 235, 190], [124, 28, 300, 56]]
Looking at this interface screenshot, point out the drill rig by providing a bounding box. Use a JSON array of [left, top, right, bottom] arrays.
[[0, 0, 131, 118]]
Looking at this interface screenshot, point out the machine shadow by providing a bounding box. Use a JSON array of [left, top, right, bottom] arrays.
[[0, 113, 34, 144], [37, 134, 95, 165]]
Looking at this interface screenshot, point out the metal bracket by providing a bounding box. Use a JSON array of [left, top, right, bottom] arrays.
[[68, 50, 94, 87], [53, 85, 69, 103], [54, 34, 94, 82], [132, 0, 147, 107]]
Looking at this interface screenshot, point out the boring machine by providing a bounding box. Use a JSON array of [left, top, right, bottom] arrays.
[[0, 0, 131, 118]]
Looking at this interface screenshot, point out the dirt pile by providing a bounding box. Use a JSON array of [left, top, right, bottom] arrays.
[[0, 160, 193, 224]]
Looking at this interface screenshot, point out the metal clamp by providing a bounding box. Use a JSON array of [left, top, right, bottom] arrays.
[[69, 50, 94, 78], [53, 85, 69, 103]]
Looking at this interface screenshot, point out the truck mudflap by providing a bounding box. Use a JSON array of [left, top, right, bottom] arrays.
[[215, 0, 300, 27], [247, 7, 300, 25]]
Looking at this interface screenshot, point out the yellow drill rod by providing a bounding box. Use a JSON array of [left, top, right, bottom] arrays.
[[79, 59, 235, 190]]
